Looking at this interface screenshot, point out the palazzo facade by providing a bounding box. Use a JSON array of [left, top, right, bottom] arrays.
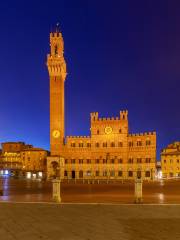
[[0, 142, 47, 178], [161, 142, 180, 178], [47, 30, 156, 180]]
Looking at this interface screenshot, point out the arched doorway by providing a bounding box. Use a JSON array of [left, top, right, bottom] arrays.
[[128, 171, 133, 177], [64, 170, 68, 177], [51, 161, 59, 178], [145, 171, 150, 178], [72, 170, 76, 179], [79, 170, 83, 178], [137, 170, 141, 179]]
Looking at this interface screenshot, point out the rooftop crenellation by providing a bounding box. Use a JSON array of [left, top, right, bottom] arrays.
[[90, 110, 128, 122], [66, 136, 90, 139], [128, 132, 156, 137]]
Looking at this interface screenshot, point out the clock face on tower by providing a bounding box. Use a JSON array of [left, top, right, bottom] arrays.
[[104, 126, 113, 134], [52, 130, 60, 138]]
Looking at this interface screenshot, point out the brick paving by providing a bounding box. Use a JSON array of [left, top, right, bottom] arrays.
[[0, 203, 180, 240]]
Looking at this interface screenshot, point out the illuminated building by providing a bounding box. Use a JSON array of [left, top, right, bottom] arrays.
[[0, 142, 48, 178], [47, 29, 156, 180], [0, 142, 28, 171], [21, 147, 47, 174], [161, 142, 180, 178]]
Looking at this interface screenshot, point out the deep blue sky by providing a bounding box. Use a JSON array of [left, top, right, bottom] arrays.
[[0, 0, 179, 158]]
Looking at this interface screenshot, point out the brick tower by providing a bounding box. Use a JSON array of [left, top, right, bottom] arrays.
[[47, 28, 67, 156]]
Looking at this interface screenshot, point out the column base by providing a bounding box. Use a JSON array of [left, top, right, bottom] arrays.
[[134, 198, 143, 204], [53, 196, 61, 203]]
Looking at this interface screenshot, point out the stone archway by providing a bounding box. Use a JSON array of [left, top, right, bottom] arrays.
[[137, 169, 142, 179], [72, 170, 76, 179], [79, 170, 83, 178], [51, 161, 59, 178]]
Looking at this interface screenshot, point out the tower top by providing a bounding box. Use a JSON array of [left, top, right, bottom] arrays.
[[47, 24, 67, 79], [50, 23, 61, 36], [49, 24, 64, 56], [55, 22, 60, 33]]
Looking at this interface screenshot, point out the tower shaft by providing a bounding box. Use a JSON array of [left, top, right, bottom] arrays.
[[47, 32, 66, 156]]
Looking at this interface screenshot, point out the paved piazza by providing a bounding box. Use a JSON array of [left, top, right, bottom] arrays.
[[0, 203, 180, 240], [1, 179, 180, 239], [1, 178, 180, 203]]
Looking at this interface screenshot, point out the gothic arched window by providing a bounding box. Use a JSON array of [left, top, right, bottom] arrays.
[[55, 45, 58, 55]]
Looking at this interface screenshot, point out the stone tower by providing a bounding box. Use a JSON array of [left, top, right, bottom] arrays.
[[47, 29, 67, 156]]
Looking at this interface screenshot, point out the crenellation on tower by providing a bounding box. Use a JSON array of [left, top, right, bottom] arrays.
[[50, 32, 62, 38], [120, 110, 128, 120], [90, 112, 99, 121]]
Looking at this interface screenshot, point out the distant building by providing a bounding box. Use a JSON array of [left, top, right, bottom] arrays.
[[155, 161, 162, 179], [1, 142, 32, 153], [0, 142, 30, 171], [0, 142, 48, 178], [21, 147, 47, 178], [46, 30, 157, 180], [161, 142, 180, 178]]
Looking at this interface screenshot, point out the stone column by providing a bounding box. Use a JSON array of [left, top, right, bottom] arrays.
[[52, 179, 61, 203], [134, 178, 143, 203]]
